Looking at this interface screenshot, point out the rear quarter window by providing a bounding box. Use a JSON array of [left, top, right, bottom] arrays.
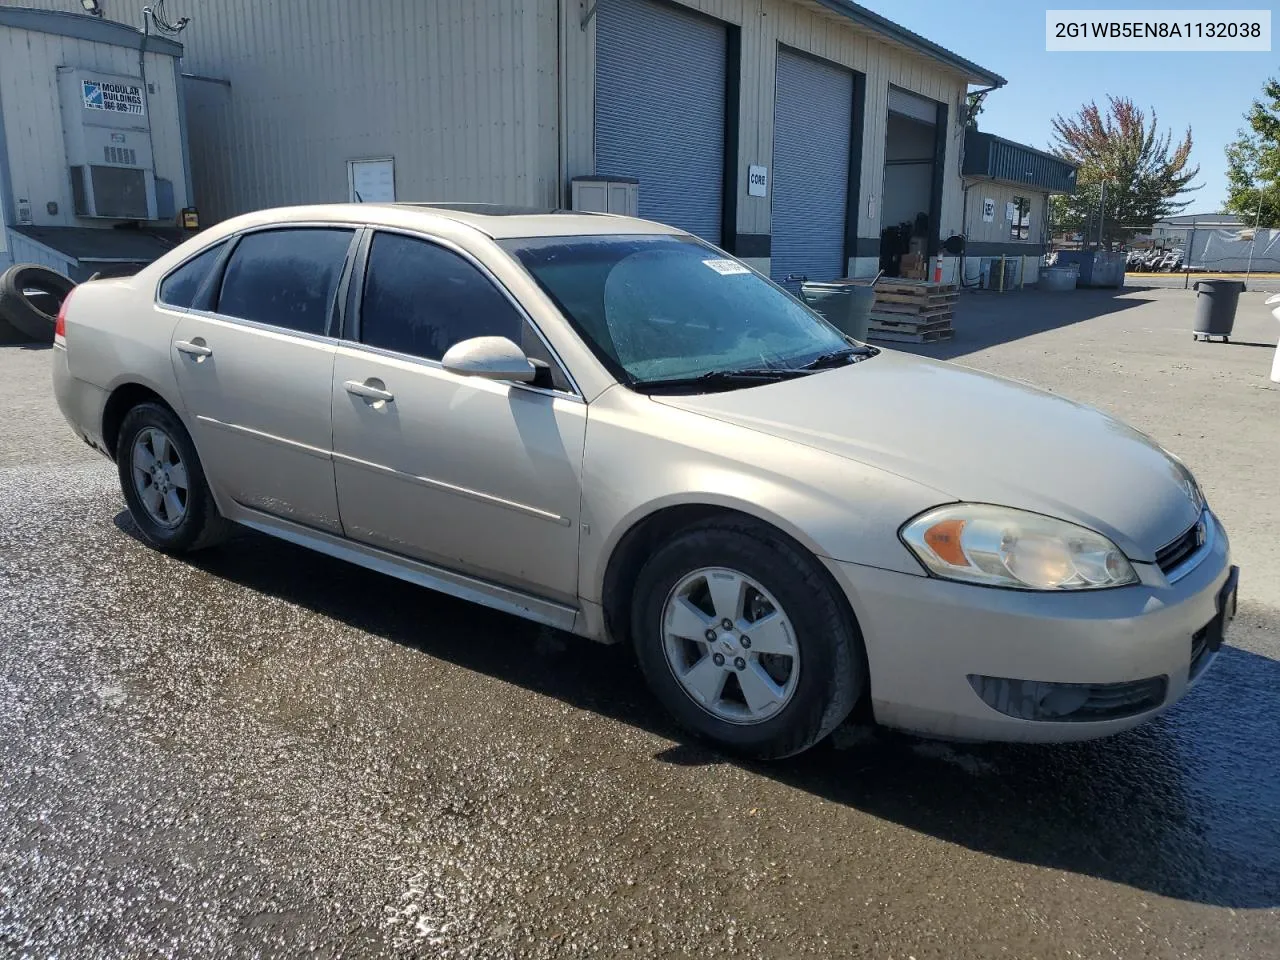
[[157, 241, 226, 309]]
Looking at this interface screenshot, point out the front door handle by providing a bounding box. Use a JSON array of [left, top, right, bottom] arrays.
[[175, 339, 212, 358], [344, 379, 394, 403]]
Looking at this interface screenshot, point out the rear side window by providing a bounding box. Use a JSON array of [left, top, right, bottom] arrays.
[[359, 232, 523, 360], [216, 228, 354, 335], [158, 241, 225, 308]]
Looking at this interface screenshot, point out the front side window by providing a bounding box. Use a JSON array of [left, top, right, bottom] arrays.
[[216, 228, 354, 335], [501, 234, 857, 386], [158, 241, 225, 309], [359, 232, 524, 361]]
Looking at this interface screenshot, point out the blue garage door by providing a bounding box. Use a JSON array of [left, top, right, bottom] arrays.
[[771, 48, 853, 283], [595, 0, 726, 242]]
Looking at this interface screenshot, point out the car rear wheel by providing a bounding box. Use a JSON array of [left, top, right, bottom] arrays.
[[631, 519, 866, 758], [117, 402, 230, 553]]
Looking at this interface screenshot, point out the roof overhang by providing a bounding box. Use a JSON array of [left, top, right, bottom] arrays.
[[808, 0, 1005, 87], [0, 7, 183, 58], [9, 225, 183, 265]]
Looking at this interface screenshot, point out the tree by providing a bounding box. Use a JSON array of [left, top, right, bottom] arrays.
[[1224, 76, 1280, 227], [1049, 96, 1199, 249], [965, 91, 986, 130]]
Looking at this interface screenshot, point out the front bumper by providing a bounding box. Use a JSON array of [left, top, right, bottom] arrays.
[[823, 513, 1233, 742]]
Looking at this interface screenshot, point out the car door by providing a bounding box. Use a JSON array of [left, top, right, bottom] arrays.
[[330, 229, 586, 603], [169, 226, 357, 534]]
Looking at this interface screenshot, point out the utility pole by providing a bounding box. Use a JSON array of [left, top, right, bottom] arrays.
[[1185, 215, 1196, 290], [1245, 188, 1264, 286], [1097, 180, 1108, 250]]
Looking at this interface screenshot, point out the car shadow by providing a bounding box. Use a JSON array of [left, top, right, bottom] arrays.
[[115, 513, 1280, 909], [890, 287, 1157, 361]]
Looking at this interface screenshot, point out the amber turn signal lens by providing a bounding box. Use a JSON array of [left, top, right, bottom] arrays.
[[923, 518, 968, 567]]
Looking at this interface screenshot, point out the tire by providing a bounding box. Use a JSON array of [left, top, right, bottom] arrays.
[[0, 264, 76, 343], [116, 401, 231, 553], [631, 518, 866, 759]]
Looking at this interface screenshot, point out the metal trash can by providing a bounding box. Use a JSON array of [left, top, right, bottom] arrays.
[[800, 281, 875, 342], [1039, 266, 1078, 292], [1193, 279, 1245, 341]]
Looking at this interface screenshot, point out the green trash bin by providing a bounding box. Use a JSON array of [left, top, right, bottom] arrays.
[[800, 281, 876, 342]]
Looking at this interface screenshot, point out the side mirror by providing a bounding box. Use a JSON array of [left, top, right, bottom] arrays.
[[441, 336, 536, 383]]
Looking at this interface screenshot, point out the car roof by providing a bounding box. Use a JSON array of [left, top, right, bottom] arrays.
[[212, 202, 687, 241]]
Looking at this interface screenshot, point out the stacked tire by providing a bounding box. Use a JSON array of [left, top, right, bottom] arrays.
[[0, 264, 77, 344]]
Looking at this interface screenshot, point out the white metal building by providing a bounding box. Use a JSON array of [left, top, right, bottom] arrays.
[[0, 6, 193, 278], [5, 0, 1004, 283], [959, 128, 1079, 288]]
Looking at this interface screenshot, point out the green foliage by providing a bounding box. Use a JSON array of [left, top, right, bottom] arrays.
[[1049, 96, 1199, 249], [1224, 76, 1280, 227], [965, 91, 985, 131]]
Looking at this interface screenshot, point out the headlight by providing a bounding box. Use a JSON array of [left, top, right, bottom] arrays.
[[901, 504, 1138, 591]]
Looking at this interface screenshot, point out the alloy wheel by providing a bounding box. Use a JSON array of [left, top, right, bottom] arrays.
[[661, 567, 800, 725], [131, 427, 189, 528]]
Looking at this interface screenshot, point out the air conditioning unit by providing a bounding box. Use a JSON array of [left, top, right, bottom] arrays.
[[57, 67, 158, 220]]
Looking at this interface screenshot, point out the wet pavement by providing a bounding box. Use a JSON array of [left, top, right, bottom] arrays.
[[2, 286, 1279, 958]]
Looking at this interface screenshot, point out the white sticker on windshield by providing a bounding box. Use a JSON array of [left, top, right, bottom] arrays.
[[702, 258, 750, 276]]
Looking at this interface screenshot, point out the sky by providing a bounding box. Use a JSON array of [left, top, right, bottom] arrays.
[[859, 1, 1279, 212]]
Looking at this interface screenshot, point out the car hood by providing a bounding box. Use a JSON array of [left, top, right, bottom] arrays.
[[652, 352, 1201, 560]]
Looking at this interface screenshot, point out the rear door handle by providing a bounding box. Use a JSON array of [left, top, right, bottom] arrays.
[[344, 379, 394, 403], [175, 340, 212, 358]]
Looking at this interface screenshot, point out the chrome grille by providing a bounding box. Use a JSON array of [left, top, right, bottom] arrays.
[[1156, 517, 1204, 574]]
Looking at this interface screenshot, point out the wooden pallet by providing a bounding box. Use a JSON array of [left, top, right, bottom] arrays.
[[867, 326, 955, 344], [869, 314, 953, 332], [873, 290, 960, 305], [874, 279, 959, 296], [869, 301, 954, 317], [871, 281, 958, 338]]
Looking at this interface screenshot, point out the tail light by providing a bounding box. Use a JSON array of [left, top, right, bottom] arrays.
[[54, 286, 75, 344]]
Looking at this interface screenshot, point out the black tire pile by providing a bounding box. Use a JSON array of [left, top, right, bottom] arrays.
[[0, 264, 77, 345]]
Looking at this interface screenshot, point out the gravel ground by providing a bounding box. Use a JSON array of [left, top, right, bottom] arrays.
[[1, 286, 1278, 959]]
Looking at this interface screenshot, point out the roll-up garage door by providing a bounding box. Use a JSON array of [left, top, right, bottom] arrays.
[[595, 0, 726, 242], [771, 49, 853, 283]]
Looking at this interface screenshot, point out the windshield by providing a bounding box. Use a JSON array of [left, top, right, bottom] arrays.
[[499, 234, 861, 387]]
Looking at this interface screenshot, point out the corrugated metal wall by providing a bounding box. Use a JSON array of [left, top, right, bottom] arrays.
[[173, 0, 556, 221], [962, 179, 1049, 249], [6, 0, 560, 222], [0, 22, 188, 227], [564, 0, 969, 262], [594, 0, 727, 241], [8, 0, 974, 250], [770, 47, 852, 283], [5, 229, 77, 275]]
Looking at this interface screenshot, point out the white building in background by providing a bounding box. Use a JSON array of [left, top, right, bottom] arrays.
[[4, 0, 1005, 284], [1148, 213, 1246, 250], [0, 6, 193, 278], [959, 128, 1079, 288]]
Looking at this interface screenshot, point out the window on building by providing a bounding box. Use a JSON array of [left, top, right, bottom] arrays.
[[216, 228, 355, 335], [360, 232, 524, 361], [158, 241, 226, 309], [1010, 196, 1032, 241]]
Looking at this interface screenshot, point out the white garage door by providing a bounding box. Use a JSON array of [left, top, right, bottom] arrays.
[[771, 48, 853, 283], [594, 0, 726, 242]]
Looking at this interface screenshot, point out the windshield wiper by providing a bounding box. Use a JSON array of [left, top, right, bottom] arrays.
[[633, 367, 811, 393], [800, 345, 877, 370]]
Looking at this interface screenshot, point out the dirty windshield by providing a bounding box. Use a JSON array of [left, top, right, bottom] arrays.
[[500, 234, 859, 387]]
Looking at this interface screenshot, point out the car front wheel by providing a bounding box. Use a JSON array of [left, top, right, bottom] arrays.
[[631, 519, 866, 758]]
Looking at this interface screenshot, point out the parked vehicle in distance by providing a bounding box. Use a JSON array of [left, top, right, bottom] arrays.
[[52, 204, 1238, 758]]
